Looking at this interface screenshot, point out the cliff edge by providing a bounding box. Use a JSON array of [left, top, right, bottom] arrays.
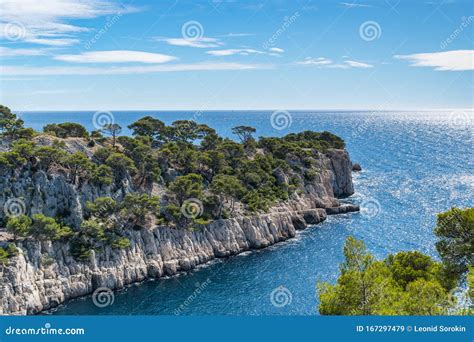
[[0, 113, 359, 315]]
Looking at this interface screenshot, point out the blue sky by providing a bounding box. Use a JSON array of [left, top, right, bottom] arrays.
[[0, 0, 472, 111]]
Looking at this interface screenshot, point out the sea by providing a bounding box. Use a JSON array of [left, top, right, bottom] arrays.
[[17, 110, 474, 315]]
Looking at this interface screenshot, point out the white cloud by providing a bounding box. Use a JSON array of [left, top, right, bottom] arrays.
[[206, 48, 265, 56], [343, 60, 373, 68], [25, 37, 80, 46], [155, 37, 223, 48], [340, 2, 373, 8], [0, 46, 48, 57], [297, 57, 333, 66], [218, 33, 255, 38], [394, 50, 474, 71], [269, 47, 284, 53], [1, 62, 273, 76], [297, 57, 373, 69], [207, 47, 285, 57], [0, 0, 138, 46], [54, 50, 176, 64]]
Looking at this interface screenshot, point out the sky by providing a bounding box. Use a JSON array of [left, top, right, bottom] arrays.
[[0, 0, 473, 111]]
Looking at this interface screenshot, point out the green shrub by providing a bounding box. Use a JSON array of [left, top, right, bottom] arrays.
[[105, 153, 137, 180], [80, 219, 107, 242], [111, 237, 131, 249], [119, 193, 160, 227], [41, 255, 55, 267], [43, 122, 89, 138], [6, 244, 18, 257], [91, 165, 114, 186], [304, 169, 318, 181], [6, 215, 32, 239], [30, 214, 72, 241], [435, 207, 474, 276], [0, 151, 27, 169], [11, 139, 35, 159], [86, 197, 117, 219], [0, 248, 8, 265], [318, 237, 455, 315], [0, 244, 18, 265], [168, 174, 203, 206], [34, 145, 67, 171], [0, 105, 26, 139], [242, 191, 271, 212], [70, 238, 92, 261]]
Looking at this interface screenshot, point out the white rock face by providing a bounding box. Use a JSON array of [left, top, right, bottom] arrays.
[[0, 149, 357, 315]]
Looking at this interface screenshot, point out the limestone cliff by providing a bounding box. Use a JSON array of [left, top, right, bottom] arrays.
[[0, 147, 358, 315]]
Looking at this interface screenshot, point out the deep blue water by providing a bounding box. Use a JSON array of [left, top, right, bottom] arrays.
[[18, 110, 474, 315]]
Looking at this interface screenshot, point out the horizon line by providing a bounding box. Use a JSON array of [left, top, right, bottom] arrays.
[[13, 108, 474, 113]]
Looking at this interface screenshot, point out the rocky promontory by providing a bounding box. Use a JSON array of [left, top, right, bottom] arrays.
[[0, 109, 359, 315]]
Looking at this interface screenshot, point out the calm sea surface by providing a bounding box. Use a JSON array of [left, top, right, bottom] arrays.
[[18, 110, 474, 315]]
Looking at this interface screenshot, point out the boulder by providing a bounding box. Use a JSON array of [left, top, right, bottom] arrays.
[[291, 216, 306, 230], [326, 204, 360, 215]]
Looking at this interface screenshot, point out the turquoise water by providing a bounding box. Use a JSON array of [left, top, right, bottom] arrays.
[[19, 110, 474, 315]]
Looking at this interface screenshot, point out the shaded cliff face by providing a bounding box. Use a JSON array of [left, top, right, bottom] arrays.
[[0, 149, 357, 315], [325, 149, 355, 197]]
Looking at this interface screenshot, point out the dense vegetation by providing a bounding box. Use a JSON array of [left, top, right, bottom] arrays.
[[0, 105, 345, 261], [318, 207, 474, 315]]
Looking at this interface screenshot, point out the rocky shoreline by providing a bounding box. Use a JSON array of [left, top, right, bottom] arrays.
[[1, 200, 358, 315], [0, 136, 358, 315]]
